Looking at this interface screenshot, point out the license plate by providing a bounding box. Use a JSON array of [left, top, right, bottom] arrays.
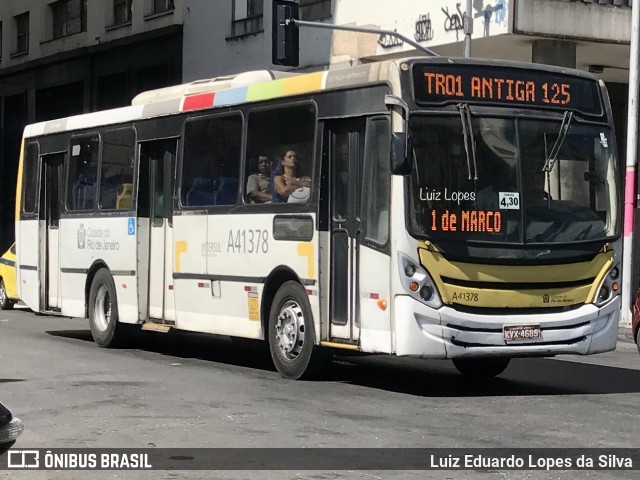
[[503, 324, 541, 341]]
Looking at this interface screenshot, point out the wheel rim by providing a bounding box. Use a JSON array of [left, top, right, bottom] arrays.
[[275, 299, 306, 360], [93, 285, 111, 332]]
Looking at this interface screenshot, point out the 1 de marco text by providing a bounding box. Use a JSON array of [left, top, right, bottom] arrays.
[[431, 209, 502, 233], [430, 454, 633, 470]]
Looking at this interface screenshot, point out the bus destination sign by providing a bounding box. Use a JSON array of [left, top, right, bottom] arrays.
[[413, 64, 602, 115]]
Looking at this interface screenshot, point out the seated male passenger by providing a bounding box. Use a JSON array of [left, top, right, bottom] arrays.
[[246, 155, 273, 203]]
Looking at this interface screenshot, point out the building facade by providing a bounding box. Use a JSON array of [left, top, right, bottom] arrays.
[[0, 0, 183, 249], [0, 0, 635, 251]]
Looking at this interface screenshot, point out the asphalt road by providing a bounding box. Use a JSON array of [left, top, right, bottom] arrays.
[[1, 306, 639, 480]]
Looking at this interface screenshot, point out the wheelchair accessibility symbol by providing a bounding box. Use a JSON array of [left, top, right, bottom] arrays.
[[128, 218, 136, 235]]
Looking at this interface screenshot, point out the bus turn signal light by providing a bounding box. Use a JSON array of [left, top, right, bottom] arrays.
[[409, 282, 419, 292], [377, 299, 387, 311]]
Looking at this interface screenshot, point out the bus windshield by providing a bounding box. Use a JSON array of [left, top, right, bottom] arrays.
[[408, 114, 619, 245]]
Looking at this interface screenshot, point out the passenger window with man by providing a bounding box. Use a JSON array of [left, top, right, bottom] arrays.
[[246, 154, 273, 203]]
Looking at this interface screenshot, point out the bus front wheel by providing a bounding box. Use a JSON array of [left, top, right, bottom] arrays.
[[452, 357, 511, 378], [89, 269, 126, 348], [268, 281, 327, 380]]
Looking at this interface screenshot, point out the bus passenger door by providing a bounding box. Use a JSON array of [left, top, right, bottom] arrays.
[[324, 120, 364, 343], [41, 152, 64, 310], [139, 140, 177, 324]]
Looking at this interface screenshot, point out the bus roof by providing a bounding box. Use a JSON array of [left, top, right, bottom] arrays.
[[22, 56, 602, 139], [23, 60, 393, 139]]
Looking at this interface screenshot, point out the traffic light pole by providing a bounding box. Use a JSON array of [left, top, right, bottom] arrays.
[[288, 19, 440, 58], [464, 0, 473, 58]]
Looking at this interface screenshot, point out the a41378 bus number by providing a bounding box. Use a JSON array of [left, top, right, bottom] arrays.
[[451, 292, 478, 302], [227, 229, 269, 254]]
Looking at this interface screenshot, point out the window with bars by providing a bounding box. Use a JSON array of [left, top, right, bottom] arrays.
[[230, 0, 264, 38], [113, 0, 133, 25], [51, 0, 86, 40], [13, 12, 29, 55], [299, 0, 331, 21]]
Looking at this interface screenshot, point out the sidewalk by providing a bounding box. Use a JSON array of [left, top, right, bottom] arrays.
[[618, 326, 635, 344]]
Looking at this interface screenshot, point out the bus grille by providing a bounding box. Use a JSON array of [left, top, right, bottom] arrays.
[[441, 276, 595, 290]]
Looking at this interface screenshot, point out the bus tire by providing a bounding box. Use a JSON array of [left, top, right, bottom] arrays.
[[0, 280, 14, 310], [268, 281, 326, 380], [452, 357, 510, 378], [88, 269, 126, 348]]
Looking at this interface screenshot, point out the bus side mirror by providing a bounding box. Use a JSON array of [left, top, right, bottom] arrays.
[[272, 0, 299, 66], [391, 133, 411, 175]]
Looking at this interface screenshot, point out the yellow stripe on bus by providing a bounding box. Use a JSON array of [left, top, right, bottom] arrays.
[[320, 341, 359, 350], [297, 242, 315, 279], [174, 240, 188, 273], [14, 141, 25, 221], [282, 72, 325, 96]]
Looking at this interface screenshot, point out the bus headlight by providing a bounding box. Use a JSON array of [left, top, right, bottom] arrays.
[[398, 253, 442, 309], [594, 263, 621, 307]]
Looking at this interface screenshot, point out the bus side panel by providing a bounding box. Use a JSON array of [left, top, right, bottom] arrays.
[[218, 213, 318, 340], [172, 213, 319, 340], [359, 246, 392, 353], [16, 219, 41, 311], [136, 217, 150, 321], [58, 217, 138, 321], [171, 213, 209, 329]]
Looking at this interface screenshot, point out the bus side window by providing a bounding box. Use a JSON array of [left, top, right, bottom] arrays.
[[181, 114, 242, 207], [245, 104, 316, 206], [99, 128, 135, 210], [362, 117, 391, 246], [67, 135, 100, 211], [22, 143, 40, 216]]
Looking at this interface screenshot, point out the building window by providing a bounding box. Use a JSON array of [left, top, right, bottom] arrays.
[[13, 13, 29, 55], [51, 0, 86, 40], [230, 0, 263, 38], [152, 0, 175, 15], [113, 0, 133, 25], [299, 0, 331, 21]]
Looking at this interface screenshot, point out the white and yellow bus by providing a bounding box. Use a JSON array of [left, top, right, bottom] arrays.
[[15, 57, 621, 379]]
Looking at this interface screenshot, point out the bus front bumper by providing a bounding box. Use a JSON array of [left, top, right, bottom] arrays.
[[394, 295, 620, 359]]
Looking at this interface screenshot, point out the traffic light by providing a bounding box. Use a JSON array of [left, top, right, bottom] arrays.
[[272, 0, 299, 66]]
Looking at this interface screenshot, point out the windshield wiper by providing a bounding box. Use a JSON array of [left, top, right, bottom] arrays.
[[542, 111, 574, 173], [457, 103, 478, 181]]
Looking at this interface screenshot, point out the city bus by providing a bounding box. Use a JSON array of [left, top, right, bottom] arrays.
[[15, 57, 621, 379]]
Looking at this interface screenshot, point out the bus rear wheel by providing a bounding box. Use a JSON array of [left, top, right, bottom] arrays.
[[89, 269, 127, 348], [452, 357, 511, 378], [0, 280, 14, 310], [268, 281, 327, 380]]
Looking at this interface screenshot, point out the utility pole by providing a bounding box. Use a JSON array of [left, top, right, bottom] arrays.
[[621, 1, 640, 328], [464, 0, 473, 58]]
